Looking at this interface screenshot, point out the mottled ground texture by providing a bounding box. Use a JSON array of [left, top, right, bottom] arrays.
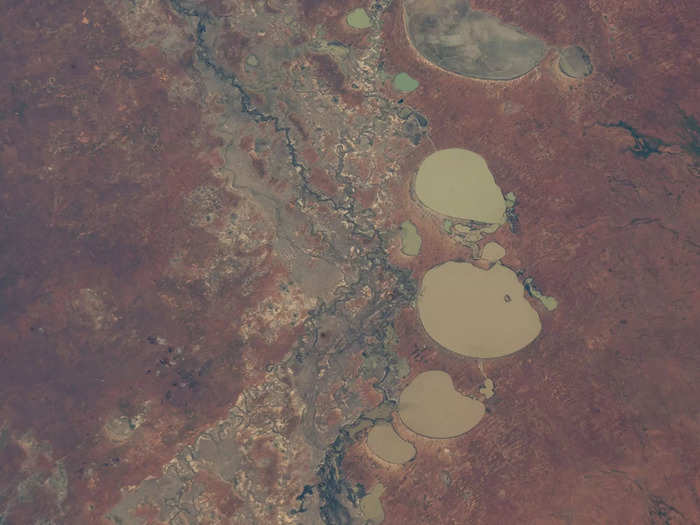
[[0, 0, 698, 524]]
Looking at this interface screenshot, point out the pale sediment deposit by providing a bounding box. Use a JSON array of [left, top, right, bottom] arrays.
[[393, 72, 420, 92], [479, 378, 495, 399], [404, 0, 546, 80], [481, 241, 506, 263]]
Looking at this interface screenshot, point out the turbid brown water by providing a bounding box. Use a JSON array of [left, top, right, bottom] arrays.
[[399, 370, 485, 438], [404, 0, 546, 80], [417, 261, 541, 358], [414, 148, 506, 224], [367, 422, 416, 464], [360, 483, 385, 524]]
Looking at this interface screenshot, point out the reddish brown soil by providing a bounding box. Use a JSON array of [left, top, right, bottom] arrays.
[[0, 0, 698, 523], [341, 1, 700, 523], [0, 1, 298, 522]]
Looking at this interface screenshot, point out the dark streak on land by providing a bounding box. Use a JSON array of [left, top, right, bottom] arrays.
[[506, 205, 520, 234], [648, 494, 686, 524], [614, 217, 699, 254], [291, 484, 314, 515], [597, 120, 668, 159], [679, 111, 700, 157]]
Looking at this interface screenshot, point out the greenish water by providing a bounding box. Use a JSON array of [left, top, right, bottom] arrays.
[[539, 295, 558, 311], [524, 278, 559, 311], [393, 72, 419, 92], [346, 8, 371, 29], [400, 220, 422, 256]]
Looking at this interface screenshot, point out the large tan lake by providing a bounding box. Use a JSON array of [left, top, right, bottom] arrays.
[[399, 370, 484, 438], [414, 148, 506, 224], [417, 261, 541, 358]]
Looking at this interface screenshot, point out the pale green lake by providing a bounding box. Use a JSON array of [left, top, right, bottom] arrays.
[[400, 220, 422, 256], [347, 8, 371, 29], [393, 72, 419, 92]]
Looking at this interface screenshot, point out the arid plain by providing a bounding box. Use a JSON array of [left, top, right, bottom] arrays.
[[1, 0, 698, 523]]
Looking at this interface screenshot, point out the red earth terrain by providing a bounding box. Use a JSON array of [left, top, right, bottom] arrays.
[[0, 0, 698, 523]]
